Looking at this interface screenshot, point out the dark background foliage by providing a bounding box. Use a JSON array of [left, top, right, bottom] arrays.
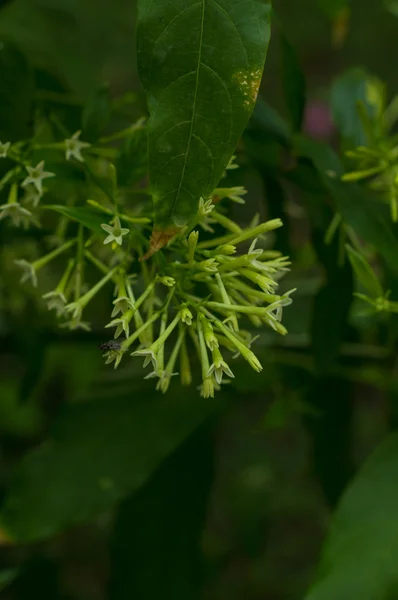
[[1, 0, 398, 598]]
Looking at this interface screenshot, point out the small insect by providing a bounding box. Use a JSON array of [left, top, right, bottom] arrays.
[[99, 340, 122, 352]]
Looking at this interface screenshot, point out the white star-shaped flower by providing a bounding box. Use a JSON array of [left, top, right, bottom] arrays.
[[103, 348, 124, 369], [0, 202, 32, 227], [155, 370, 179, 393], [101, 216, 130, 246], [14, 259, 38, 287], [64, 301, 83, 322], [60, 319, 91, 332], [22, 184, 42, 208], [111, 296, 134, 318], [131, 347, 157, 369], [105, 309, 133, 338], [207, 349, 234, 385], [0, 141, 11, 158], [42, 290, 67, 317], [21, 161, 55, 195], [65, 130, 91, 162]]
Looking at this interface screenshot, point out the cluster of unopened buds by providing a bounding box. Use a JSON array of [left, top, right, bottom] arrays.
[[0, 126, 294, 396]]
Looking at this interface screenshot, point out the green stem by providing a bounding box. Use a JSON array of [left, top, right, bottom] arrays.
[[75, 225, 84, 300], [34, 238, 76, 270]]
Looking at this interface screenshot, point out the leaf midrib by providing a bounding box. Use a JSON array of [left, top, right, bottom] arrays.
[[173, 0, 206, 217]]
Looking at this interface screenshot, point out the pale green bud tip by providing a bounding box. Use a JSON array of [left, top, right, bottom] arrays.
[[216, 245, 236, 255], [201, 377, 215, 398], [157, 275, 175, 287], [0, 141, 11, 157], [199, 258, 218, 273], [188, 230, 199, 245], [198, 197, 214, 215], [181, 368, 192, 386], [246, 350, 263, 373], [180, 305, 193, 326]]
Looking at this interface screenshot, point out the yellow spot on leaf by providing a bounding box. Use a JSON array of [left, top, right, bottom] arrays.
[[233, 68, 262, 109]]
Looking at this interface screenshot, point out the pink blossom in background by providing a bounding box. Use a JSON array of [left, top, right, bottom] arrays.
[[303, 101, 335, 140]]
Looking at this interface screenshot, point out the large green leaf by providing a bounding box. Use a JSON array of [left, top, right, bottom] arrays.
[[0, 389, 223, 542], [108, 425, 214, 600], [305, 432, 398, 600], [137, 0, 272, 228]]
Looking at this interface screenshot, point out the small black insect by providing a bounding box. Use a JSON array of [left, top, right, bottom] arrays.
[[99, 340, 122, 352]]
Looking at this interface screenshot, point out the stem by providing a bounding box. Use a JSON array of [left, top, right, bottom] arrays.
[[123, 311, 161, 351], [76, 266, 118, 309], [74, 225, 84, 300], [211, 210, 242, 233], [34, 238, 76, 270], [56, 258, 75, 294]]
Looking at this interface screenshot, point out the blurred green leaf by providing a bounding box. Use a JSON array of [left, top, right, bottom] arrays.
[[314, 0, 348, 19], [331, 68, 385, 146], [0, 390, 223, 542], [280, 33, 306, 131], [294, 136, 398, 273], [117, 127, 148, 188], [346, 245, 384, 298], [0, 43, 34, 141], [311, 225, 353, 374], [305, 432, 398, 600], [303, 377, 353, 507], [0, 0, 137, 98], [384, 0, 398, 17], [136, 0, 272, 228], [0, 568, 18, 592], [248, 97, 292, 146], [0, 380, 42, 437], [108, 425, 214, 600], [82, 83, 112, 142], [42, 204, 106, 233]]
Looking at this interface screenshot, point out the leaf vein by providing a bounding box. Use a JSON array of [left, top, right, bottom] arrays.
[[172, 0, 206, 216]]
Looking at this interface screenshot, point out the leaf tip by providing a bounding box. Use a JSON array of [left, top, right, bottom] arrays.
[[140, 226, 181, 261]]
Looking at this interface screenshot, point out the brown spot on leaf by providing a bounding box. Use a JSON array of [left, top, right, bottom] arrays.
[[140, 226, 181, 261]]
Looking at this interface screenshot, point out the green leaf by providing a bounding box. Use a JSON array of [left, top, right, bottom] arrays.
[[294, 136, 398, 274], [305, 432, 398, 600], [310, 222, 353, 374], [346, 245, 384, 299], [303, 377, 353, 507], [384, 0, 398, 17], [0, 43, 34, 142], [313, 0, 348, 19], [331, 68, 385, 147], [42, 205, 107, 234], [0, 390, 223, 542], [137, 0, 272, 228], [82, 83, 112, 142], [248, 97, 292, 146], [108, 425, 214, 600], [280, 33, 305, 131], [0, 568, 18, 592]]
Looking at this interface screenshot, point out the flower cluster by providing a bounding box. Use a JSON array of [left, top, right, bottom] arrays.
[[341, 83, 398, 221], [1, 121, 294, 396]]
